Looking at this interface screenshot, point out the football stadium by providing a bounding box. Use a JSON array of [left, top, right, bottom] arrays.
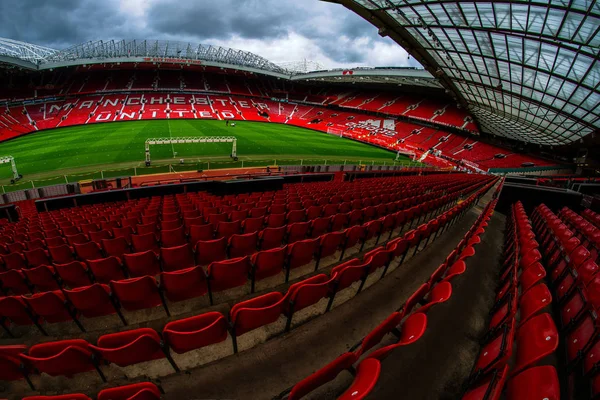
[[0, 0, 598, 399]]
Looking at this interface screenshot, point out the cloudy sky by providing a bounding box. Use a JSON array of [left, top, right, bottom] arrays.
[[0, 0, 420, 70]]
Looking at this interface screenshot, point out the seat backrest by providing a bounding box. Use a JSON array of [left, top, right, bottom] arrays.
[[207, 256, 251, 292], [230, 292, 285, 336], [110, 276, 161, 311], [286, 274, 332, 312], [123, 250, 161, 277], [163, 311, 228, 354], [195, 237, 228, 266], [161, 243, 195, 272], [97, 382, 161, 400]]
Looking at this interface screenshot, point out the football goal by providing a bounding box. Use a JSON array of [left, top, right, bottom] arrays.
[[144, 137, 238, 166]]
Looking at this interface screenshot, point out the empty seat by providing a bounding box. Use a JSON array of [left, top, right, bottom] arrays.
[[161, 226, 187, 248], [462, 365, 509, 400], [287, 222, 310, 244], [473, 318, 516, 374], [2, 252, 26, 270], [161, 243, 195, 272], [512, 313, 559, 375], [0, 345, 33, 389], [20, 339, 102, 379], [22, 265, 60, 292], [74, 242, 103, 261], [229, 232, 258, 258], [101, 237, 131, 258], [505, 365, 560, 400], [195, 237, 227, 266], [206, 256, 252, 300], [23, 248, 51, 267], [189, 223, 214, 244], [230, 292, 285, 352], [251, 246, 287, 284], [416, 281, 452, 314], [110, 276, 169, 316], [161, 266, 208, 302], [285, 274, 333, 331], [260, 226, 286, 250], [131, 232, 160, 253], [163, 312, 228, 354], [64, 283, 125, 323], [0, 296, 46, 334], [337, 358, 381, 400], [97, 382, 161, 400], [287, 238, 319, 278], [243, 216, 265, 234], [216, 220, 241, 239], [24, 290, 84, 331], [87, 256, 127, 284], [90, 328, 178, 371], [0, 269, 30, 295], [54, 261, 93, 288], [123, 250, 161, 277]]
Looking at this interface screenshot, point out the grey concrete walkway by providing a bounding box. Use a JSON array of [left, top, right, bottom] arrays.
[[366, 193, 505, 399]]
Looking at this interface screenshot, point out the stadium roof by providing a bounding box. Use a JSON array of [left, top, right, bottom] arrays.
[[0, 38, 288, 76], [328, 0, 600, 146]]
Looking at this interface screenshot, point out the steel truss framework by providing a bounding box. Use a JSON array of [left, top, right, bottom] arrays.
[[144, 137, 237, 164], [0, 38, 287, 74], [335, 0, 600, 146], [0, 38, 57, 63]]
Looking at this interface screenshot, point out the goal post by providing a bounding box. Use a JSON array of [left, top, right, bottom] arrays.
[[0, 156, 22, 183], [144, 137, 238, 166], [326, 127, 346, 138]]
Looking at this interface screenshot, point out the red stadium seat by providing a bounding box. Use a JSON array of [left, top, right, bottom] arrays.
[[229, 232, 258, 258], [87, 256, 127, 284], [206, 256, 252, 302], [2, 252, 27, 270], [97, 382, 161, 400], [161, 226, 187, 248], [287, 222, 310, 244], [0, 345, 34, 389], [123, 250, 161, 277], [505, 365, 560, 400], [64, 283, 126, 324], [24, 290, 84, 331], [131, 232, 160, 253], [74, 241, 103, 261], [161, 266, 208, 302], [286, 238, 319, 281], [90, 328, 178, 371], [243, 216, 265, 233], [0, 296, 46, 334], [163, 312, 228, 354], [20, 339, 104, 380], [251, 246, 287, 288], [512, 313, 558, 375], [22, 265, 60, 291], [23, 248, 51, 267], [285, 274, 334, 331], [0, 269, 31, 295], [110, 276, 169, 316], [229, 292, 285, 352], [195, 237, 227, 266], [260, 226, 286, 250], [161, 243, 195, 272], [101, 237, 131, 258], [337, 358, 381, 400], [189, 223, 214, 244], [216, 220, 241, 239], [54, 261, 93, 288]]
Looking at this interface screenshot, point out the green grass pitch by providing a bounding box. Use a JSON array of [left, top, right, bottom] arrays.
[[0, 119, 415, 187]]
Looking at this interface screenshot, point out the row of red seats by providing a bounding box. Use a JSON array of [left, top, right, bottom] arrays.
[[279, 184, 497, 399], [582, 208, 600, 229], [461, 201, 561, 399], [557, 206, 600, 264], [0, 181, 494, 395], [20, 382, 161, 400], [0, 184, 471, 337], [532, 204, 600, 398], [0, 175, 471, 246]]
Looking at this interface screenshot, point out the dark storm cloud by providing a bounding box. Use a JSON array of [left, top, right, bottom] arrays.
[[0, 0, 417, 67]]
